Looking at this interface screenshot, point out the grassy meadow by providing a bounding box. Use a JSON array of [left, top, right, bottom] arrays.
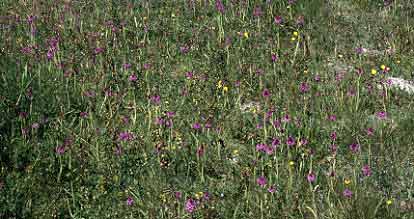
[[1, 0, 414, 218]]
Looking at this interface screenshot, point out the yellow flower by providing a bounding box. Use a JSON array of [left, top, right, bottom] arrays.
[[371, 69, 377, 75], [160, 193, 167, 202], [217, 80, 222, 89], [223, 86, 229, 92], [171, 13, 175, 17], [243, 32, 249, 38], [386, 199, 393, 205], [289, 161, 295, 166], [293, 31, 299, 37], [303, 69, 308, 74], [233, 149, 239, 155], [291, 37, 296, 41], [380, 64, 386, 70], [396, 60, 400, 64], [344, 179, 351, 185], [195, 192, 203, 199]]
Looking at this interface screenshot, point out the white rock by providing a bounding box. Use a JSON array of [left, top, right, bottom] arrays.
[[384, 77, 414, 94], [239, 101, 260, 113]]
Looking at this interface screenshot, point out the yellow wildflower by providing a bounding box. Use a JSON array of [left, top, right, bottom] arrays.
[[293, 31, 299, 37], [195, 192, 203, 199], [291, 37, 296, 41], [371, 69, 377, 75], [344, 179, 351, 185], [223, 86, 229, 92], [160, 193, 167, 202], [386, 199, 393, 205], [289, 161, 295, 166], [217, 80, 222, 89], [380, 64, 386, 70], [243, 32, 249, 38]]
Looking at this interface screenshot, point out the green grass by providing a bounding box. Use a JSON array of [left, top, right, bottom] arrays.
[[1, 0, 414, 218]]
